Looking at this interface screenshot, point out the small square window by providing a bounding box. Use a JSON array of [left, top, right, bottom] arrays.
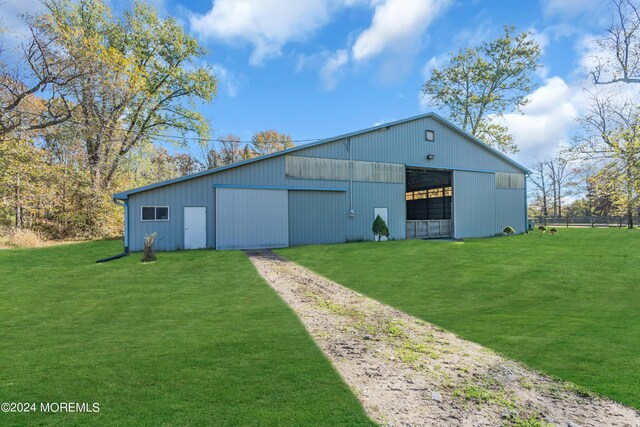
[[156, 207, 169, 220], [142, 207, 156, 221], [425, 130, 435, 141]]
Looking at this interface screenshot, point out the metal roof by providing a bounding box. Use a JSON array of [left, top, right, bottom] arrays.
[[113, 112, 530, 200]]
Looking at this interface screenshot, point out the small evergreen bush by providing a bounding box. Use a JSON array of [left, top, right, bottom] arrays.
[[372, 215, 389, 242]]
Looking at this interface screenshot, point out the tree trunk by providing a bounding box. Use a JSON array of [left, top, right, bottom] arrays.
[[626, 164, 635, 229], [558, 187, 562, 217], [552, 183, 557, 218], [15, 174, 22, 229]]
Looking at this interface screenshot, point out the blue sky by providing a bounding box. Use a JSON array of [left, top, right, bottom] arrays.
[[1, 0, 611, 165]]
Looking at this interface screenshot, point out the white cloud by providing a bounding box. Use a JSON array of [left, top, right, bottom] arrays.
[[295, 49, 349, 90], [352, 0, 451, 62], [418, 53, 449, 110], [542, 0, 604, 18], [211, 64, 241, 97], [451, 22, 493, 48], [528, 27, 550, 54], [421, 53, 448, 78], [373, 118, 396, 126], [190, 0, 343, 66], [319, 49, 349, 90], [500, 77, 580, 163]]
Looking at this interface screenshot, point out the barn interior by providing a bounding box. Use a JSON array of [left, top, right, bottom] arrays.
[[405, 168, 452, 220]]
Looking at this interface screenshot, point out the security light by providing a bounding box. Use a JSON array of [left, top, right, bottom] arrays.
[[426, 154, 435, 160]]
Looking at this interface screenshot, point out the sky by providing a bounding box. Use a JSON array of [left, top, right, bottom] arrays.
[[0, 0, 616, 166]]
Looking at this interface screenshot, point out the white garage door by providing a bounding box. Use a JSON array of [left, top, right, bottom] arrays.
[[215, 188, 289, 250]]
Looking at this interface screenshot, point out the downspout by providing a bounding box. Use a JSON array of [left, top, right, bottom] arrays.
[[347, 138, 355, 218], [96, 197, 130, 263], [524, 173, 530, 233]]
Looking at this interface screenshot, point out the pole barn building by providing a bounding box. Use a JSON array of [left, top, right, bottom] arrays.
[[113, 113, 530, 251]]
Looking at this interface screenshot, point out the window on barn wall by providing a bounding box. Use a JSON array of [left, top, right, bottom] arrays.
[[495, 173, 525, 189], [141, 206, 170, 221], [428, 188, 443, 198], [405, 186, 453, 201], [425, 130, 435, 141]]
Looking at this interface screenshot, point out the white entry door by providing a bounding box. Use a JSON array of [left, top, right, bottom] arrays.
[[374, 207, 389, 241], [184, 207, 207, 249]]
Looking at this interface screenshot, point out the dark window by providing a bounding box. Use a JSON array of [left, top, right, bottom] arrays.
[[156, 207, 169, 220], [142, 207, 156, 221], [141, 206, 169, 221], [425, 130, 435, 141]]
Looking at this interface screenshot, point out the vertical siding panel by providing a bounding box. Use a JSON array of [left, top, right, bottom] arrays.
[[298, 117, 522, 173], [348, 182, 405, 241], [288, 191, 347, 246], [215, 188, 288, 250], [495, 189, 526, 234], [453, 171, 497, 238]]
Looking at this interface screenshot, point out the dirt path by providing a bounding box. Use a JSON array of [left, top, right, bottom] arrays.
[[247, 250, 640, 427]]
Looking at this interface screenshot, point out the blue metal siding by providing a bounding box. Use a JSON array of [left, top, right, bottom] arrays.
[[495, 189, 527, 234], [345, 182, 406, 241], [127, 156, 349, 251], [297, 116, 522, 174], [453, 171, 497, 238], [125, 115, 525, 250], [288, 191, 347, 246], [216, 188, 289, 250]]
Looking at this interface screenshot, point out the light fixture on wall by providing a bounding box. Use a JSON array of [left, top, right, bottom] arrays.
[[426, 154, 435, 160]]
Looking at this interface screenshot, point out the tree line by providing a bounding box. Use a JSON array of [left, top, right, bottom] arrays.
[[423, 0, 640, 227], [527, 0, 640, 225], [1, 0, 638, 241], [0, 0, 292, 239]]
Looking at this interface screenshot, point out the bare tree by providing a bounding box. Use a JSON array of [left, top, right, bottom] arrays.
[[546, 153, 577, 217], [0, 22, 79, 138], [578, 0, 640, 227], [575, 90, 640, 227], [198, 134, 255, 169], [218, 134, 245, 165], [592, 0, 640, 85], [529, 160, 550, 217]]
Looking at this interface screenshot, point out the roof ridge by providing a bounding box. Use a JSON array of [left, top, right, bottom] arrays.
[[113, 113, 529, 200]]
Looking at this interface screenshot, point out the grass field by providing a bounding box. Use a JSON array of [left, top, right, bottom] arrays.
[[277, 228, 640, 410], [0, 241, 373, 426]]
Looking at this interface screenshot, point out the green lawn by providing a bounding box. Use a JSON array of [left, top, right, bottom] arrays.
[[0, 241, 373, 426], [276, 228, 640, 410]]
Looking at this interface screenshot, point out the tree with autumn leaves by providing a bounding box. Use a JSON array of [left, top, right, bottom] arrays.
[[0, 0, 299, 239], [0, 0, 217, 237]]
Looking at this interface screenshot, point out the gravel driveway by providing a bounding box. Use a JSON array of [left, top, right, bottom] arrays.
[[248, 250, 640, 427]]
